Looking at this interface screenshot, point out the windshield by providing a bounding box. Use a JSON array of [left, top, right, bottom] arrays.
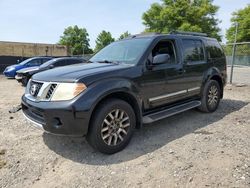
[[19, 58, 35, 65], [90, 38, 152, 65], [39, 59, 57, 68]]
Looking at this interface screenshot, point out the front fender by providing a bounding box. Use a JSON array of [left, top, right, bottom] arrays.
[[73, 78, 142, 131]]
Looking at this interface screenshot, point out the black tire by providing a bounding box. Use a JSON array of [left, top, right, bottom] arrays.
[[198, 80, 221, 113], [87, 98, 136, 154]]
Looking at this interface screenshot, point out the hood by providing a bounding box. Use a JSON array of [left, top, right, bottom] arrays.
[[5, 64, 22, 71], [32, 63, 132, 82], [17, 66, 40, 73]]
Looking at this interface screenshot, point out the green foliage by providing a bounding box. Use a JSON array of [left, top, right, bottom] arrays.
[[223, 44, 250, 56], [142, 0, 221, 40], [95, 31, 115, 52], [59, 25, 93, 55], [118, 31, 131, 40], [226, 5, 250, 43]]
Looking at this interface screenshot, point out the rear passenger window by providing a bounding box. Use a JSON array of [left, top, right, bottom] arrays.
[[206, 40, 224, 59], [182, 39, 204, 62]]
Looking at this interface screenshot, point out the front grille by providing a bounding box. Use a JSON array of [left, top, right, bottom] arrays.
[[45, 84, 57, 99], [26, 80, 59, 101], [29, 81, 43, 97]]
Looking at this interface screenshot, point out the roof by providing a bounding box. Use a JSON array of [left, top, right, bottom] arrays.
[[123, 31, 217, 41]]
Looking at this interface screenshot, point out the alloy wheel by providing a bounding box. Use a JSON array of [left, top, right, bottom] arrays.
[[101, 109, 130, 146], [208, 85, 219, 108]]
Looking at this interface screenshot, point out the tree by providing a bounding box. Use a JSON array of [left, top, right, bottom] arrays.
[[59, 25, 93, 55], [95, 31, 115, 52], [142, 0, 222, 40], [118, 31, 131, 40], [226, 5, 250, 43]]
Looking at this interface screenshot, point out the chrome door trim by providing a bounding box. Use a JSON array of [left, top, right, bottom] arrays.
[[149, 86, 201, 103], [149, 90, 187, 103], [188, 87, 200, 92]]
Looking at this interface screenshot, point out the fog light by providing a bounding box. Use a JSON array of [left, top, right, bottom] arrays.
[[52, 117, 62, 128]]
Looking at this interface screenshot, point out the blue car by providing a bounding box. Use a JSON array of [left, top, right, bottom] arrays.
[[3, 57, 52, 78]]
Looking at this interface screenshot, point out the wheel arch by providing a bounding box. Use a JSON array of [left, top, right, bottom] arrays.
[[202, 67, 224, 98], [89, 90, 142, 131]]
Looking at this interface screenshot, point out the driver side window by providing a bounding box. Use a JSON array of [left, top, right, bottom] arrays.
[[27, 59, 41, 66], [151, 40, 177, 64]]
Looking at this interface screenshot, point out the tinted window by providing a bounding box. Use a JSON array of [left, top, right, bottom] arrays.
[[54, 60, 68, 67], [27, 59, 42, 66], [206, 40, 224, 59], [41, 58, 51, 63], [182, 39, 204, 62]]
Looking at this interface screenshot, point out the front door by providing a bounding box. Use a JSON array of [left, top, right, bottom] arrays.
[[140, 39, 186, 110]]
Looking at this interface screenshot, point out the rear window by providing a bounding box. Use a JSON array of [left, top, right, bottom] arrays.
[[182, 39, 205, 62], [206, 40, 224, 59]]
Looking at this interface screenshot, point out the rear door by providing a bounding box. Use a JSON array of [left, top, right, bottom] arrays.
[[181, 38, 207, 96]]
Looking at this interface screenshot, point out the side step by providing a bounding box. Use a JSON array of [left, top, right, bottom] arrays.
[[143, 101, 201, 124]]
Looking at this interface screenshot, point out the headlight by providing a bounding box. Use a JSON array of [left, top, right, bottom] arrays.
[[6, 67, 15, 72], [51, 83, 87, 101]]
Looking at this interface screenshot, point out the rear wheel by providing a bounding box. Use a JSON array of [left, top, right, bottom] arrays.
[[199, 80, 221, 113], [87, 98, 135, 154]]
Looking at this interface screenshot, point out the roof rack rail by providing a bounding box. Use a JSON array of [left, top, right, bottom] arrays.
[[131, 32, 162, 38], [170, 31, 208, 37]]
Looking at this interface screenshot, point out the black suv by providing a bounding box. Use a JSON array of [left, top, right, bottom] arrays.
[[16, 57, 86, 86], [21, 32, 227, 154]]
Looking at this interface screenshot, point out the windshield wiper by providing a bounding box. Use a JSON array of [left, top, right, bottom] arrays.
[[97, 60, 120, 64]]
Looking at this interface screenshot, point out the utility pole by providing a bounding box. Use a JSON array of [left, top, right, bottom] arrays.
[[82, 42, 85, 57], [229, 22, 238, 84]]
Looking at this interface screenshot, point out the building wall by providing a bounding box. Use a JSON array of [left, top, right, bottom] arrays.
[[0, 41, 68, 57], [0, 41, 68, 72]]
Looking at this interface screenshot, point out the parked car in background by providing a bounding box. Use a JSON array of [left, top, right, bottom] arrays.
[[3, 57, 52, 78], [16, 57, 86, 86]]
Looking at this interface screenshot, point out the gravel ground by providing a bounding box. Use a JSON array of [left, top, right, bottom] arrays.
[[0, 75, 250, 188]]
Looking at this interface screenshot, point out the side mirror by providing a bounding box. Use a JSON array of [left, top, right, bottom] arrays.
[[152, 54, 170, 65], [49, 64, 54, 69]]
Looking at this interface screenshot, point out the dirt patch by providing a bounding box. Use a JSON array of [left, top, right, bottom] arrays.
[[0, 76, 250, 187]]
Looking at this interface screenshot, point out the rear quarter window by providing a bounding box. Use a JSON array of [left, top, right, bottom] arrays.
[[206, 40, 224, 59]]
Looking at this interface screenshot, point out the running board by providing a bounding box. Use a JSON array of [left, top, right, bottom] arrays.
[[143, 101, 201, 124]]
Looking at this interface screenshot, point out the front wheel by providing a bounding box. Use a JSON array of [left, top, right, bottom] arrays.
[[199, 80, 221, 113], [87, 98, 136, 154]]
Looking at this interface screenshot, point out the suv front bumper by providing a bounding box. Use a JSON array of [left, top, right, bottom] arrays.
[[21, 95, 90, 136]]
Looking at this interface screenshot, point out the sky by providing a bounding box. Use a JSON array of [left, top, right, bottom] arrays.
[[0, 0, 249, 48]]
